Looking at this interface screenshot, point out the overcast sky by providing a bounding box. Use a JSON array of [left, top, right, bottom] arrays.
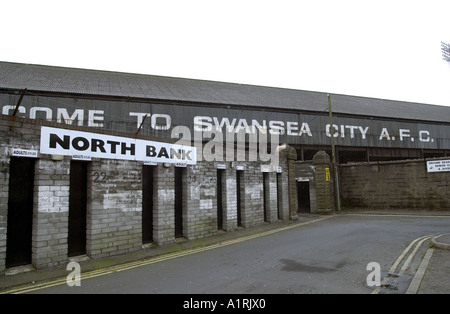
[[1, 0, 450, 107]]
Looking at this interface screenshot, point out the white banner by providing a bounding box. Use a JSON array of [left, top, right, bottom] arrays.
[[40, 126, 196, 165]]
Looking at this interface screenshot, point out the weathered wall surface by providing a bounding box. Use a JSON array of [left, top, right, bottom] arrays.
[[0, 115, 290, 272], [339, 159, 449, 210]]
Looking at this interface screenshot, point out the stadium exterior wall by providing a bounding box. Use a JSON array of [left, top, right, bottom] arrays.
[[0, 115, 291, 271]]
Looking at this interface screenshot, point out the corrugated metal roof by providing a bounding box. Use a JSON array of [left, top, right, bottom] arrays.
[[0, 61, 449, 123]]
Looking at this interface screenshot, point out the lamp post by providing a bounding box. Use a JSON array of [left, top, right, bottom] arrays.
[[328, 94, 341, 211]]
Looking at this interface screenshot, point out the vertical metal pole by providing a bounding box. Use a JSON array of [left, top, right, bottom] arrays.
[[135, 114, 149, 136], [12, 88, 27, 117], [328, 94, 341, 211]]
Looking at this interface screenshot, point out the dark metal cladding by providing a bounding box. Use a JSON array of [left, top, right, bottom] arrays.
[[1, 61, 449, 123], [0, 94, 448, 150], [0, 61, 449, 150]]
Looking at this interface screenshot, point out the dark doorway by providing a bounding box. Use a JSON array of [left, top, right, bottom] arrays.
[[263, 172, 268, 222], [175, 167, 184, 238], [236, 170, 243, 227], [276, 173, 282, 220], [68, 161, 88, 257], [142, 165, 154, 244], [217, 169, 224, 230], [297, 181, 311, 213], [6, 157, 35, 268]]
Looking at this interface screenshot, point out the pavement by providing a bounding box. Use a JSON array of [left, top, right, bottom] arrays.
[[417, 233, 450, 294], [0, 211, 449, 294]]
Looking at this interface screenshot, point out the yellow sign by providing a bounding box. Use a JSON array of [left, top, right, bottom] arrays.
[[325, 168, 330, 181]]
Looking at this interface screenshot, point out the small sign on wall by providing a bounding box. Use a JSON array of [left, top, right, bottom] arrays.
[[427, 160, 450, 172], [72, 155, 92, 161], [10, 148, 38, 158], [325, 168, 331, 181]]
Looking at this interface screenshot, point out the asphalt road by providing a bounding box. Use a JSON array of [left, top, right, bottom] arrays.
[[27, 214, 450, 294]]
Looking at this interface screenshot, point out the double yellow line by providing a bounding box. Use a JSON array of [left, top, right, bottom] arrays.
[[372, 234, 432, 294], [2, 216, 332, 294]]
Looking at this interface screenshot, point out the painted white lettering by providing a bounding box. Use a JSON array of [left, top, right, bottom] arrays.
[[287, 122, 298, 135], [88, 110, 104, 127], [379, 128, 391, 140], [269, 120, 284, 135], [326, 124, 339, 137], [57, 108, 84, 126], [300, 123, 313, 136], [419, 130, 430, 142], [193, 116, 312, 137], [129, 112, 149, 128], [235, 119, 251, 133], [359, 126, 369, 139], [286, 122, 312, 137], [251, 119, 267, 134], [2, 105, 26, 116], [151, 114, 171, 130], [30, 107, 52, 121], [286, 122, 299, 135], [399, 129, 410, 141], [213, 117, 237, 132], [346, 125, 359, 139], [193, 116, 213, 132]]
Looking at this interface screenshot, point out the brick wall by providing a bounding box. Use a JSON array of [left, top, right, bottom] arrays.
[[238, 162, 262, 228], [184, 161, 218, 240], [313, 151, 334, 213], [339, 159, 449, 210], [33, 159, 70, 268], [285, 147, 298, 219], [0, 114, 292, 271], [153, 164, 175, 245], [0, 160, 9, 271], [87, 159, 143, 259]]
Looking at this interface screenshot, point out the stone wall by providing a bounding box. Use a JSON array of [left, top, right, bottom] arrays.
[[0, 115, 291, 272], [87, 159, 143, 259], [339, 159, 449, 210]]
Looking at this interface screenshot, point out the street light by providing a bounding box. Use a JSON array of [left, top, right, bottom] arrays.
[[328, 94, 340, 212]]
